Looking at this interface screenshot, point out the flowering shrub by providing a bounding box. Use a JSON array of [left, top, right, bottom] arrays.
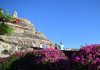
[[1, 44, 100, 70], [12, 51, 28, 58], [12, 49, 67, 64], [71, 44, 100, 70], [0, 49, 68, 70], [30, 49, 68, 70], [33, 49, 66, 63]]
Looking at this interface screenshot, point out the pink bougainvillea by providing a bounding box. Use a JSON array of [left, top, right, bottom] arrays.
[[71, 44, 100, 70]]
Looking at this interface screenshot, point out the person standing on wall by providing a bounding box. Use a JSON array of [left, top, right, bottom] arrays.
[[59, 42, 64, 50]]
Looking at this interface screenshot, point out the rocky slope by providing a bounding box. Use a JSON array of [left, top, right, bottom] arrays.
[[0, 15, 53, 53]]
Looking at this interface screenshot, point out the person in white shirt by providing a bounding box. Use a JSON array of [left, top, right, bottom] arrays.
[[39, 43, 43, 48]]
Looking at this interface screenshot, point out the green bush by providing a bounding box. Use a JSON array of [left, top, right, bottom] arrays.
[[0, 23, 14, 35], [0, 55, 19, 70], [0, 49, 68, 70], [0, 9, 14, 35], [0, 8, 14, 23]]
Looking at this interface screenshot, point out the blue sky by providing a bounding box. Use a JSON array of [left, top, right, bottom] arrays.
[[0, 0, 100, 49]]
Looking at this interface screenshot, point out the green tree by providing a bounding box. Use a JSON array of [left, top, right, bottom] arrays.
[[0, 23, 14, 35], [0, 8, 14, 35], [0, 8, 14, 23]]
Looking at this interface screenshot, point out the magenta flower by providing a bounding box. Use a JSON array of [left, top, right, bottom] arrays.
[[71, 44, 100, 70]]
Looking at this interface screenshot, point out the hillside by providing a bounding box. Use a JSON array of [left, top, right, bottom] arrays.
[[0, 11, 53, 54]]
